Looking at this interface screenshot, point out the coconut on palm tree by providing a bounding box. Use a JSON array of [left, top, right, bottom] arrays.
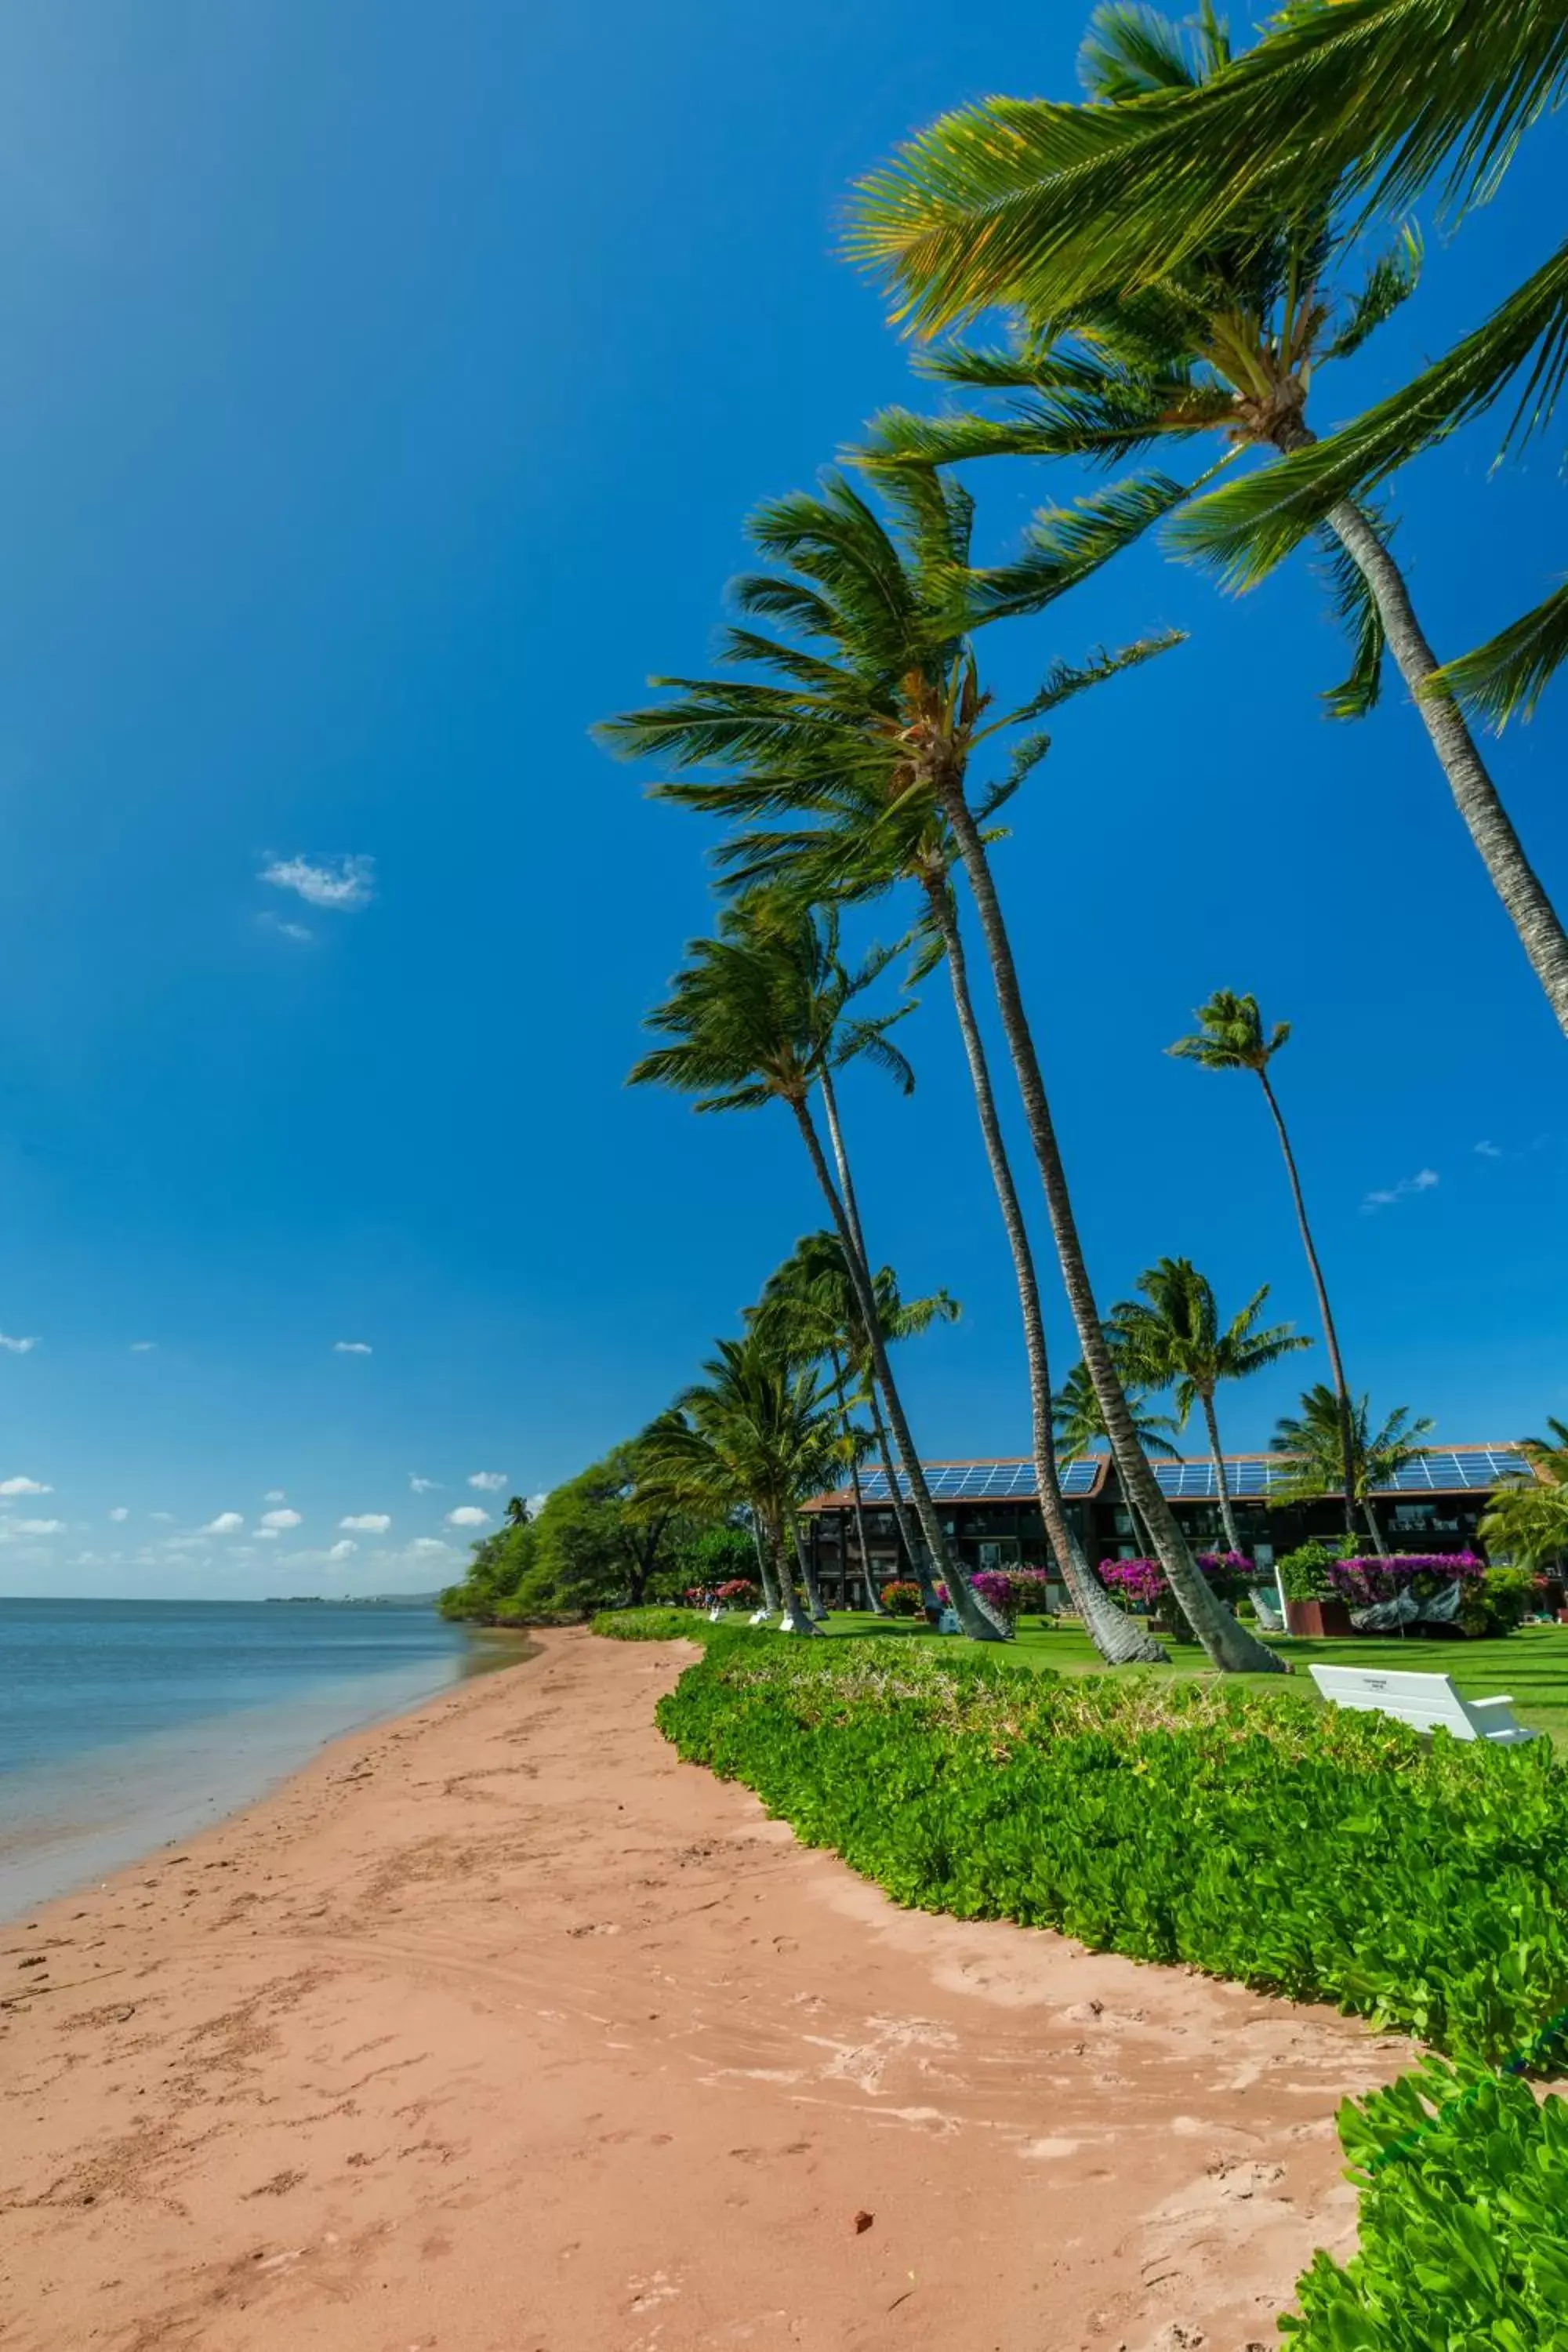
[[1269, 1385, 1434, 1556], [1111, 1258, 1312, 1555], [600, 466, 1206, 1663], [1052, 1356, 1179, 1561], [1168, 989, 1359, 1521], [627, 891, 1004, 1642], [851, 4, 1568, 1037], [639, 1332, 848, 1633]]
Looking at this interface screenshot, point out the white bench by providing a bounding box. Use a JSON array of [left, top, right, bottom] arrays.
[[1308, 1664, 1538, 1745]]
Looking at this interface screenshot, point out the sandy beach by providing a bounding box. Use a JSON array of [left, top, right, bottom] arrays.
[[1, 1629, 1410, 2352]]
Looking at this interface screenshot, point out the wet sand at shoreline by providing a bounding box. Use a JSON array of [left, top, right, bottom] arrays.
[[0, 1628, 1408, 2350]]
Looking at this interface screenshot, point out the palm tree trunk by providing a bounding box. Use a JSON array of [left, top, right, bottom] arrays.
[[832, 1347, 884, 1615], [1363, 1497, 1388, 1559], [749, 1508, 780, 1613], [1326, 497, 1568, 1038], [789, 1093, 1005, 1642], [774, 1512, 818, 1635], [1255, 1068, 1359, 1533], [924, 877, 1165, 1664], [940, 786, 1283, 1674], [795, 1518, 827, 1618], [868, 1378, 942, 1615], [1199, 1391, 1242, 1556]]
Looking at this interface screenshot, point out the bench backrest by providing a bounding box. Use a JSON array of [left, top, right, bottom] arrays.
[[1308, 1664, 1472, 1733]]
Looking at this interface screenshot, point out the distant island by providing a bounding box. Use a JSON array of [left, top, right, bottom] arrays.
[[262, 1592, 441, 1608]]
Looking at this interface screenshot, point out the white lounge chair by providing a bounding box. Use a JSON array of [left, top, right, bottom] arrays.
[[1308, 1663, 1538, 1744]]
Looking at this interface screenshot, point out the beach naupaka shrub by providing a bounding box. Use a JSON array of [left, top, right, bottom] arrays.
[[655, 1635, 1568, 2063]]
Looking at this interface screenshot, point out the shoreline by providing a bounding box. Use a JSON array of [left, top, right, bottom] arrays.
[[2, 1628, 1411, 2350]]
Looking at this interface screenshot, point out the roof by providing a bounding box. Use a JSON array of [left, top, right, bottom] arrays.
[[803, 1444, 1533, 1512]]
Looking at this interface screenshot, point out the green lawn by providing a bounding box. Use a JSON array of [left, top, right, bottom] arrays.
[[800, 1613, 1568, 1750]]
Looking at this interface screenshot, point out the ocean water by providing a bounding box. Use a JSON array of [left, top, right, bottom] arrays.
[[0, 1598, 526, 1918]]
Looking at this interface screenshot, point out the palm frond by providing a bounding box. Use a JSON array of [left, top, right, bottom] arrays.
[[1324, 223, 1424, 362], [1312, 514, 1391, 720], [966, 474, 1191, 625], [1425, 579, 1568, 729]]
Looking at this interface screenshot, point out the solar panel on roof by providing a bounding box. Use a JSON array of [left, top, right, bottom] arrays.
[[828, 1446, 1529, 1510]]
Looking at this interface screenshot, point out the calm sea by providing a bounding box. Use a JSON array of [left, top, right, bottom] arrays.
[[0, 1598, 524, 1919]]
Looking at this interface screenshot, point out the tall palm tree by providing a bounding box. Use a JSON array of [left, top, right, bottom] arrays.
[[1168, 989, 1359, 1523], [1269, 1385, 1434, 1556], [503, 1495, 531, 1529], [1479, 1481, 1568, 1573], [851, 5, 1568, 1038], [1520, 1417, 1568, 1488], [1052, 1356, 1179, 1561], [627, 891, 1004, 1642], [1110, 1258, 1312, 1555], [639, 1333, 847, 1633], [600, 468, 1201, 1664]]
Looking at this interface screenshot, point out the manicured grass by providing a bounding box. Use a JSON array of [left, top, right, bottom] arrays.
[[802, 1613, 1568, 1750]]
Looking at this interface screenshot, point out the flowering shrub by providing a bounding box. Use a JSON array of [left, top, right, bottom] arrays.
[[881, 1581, 924, 1617], [1327, 1552, 1483, 1606], [1097, 1553, 1257, 1610]]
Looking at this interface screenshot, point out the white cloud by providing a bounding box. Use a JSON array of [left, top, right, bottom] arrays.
[[259, 911, 314, 943], [1475, 1139, 1504, 1159], [201, 1511, 245, 1535], [445, 1504, 489, 1528], [340, 1512, 391, 1534], [467, 1471, 508, 1491], [409, 1474, 440, 1493], [328, 1538, 358, 1561], [263, 1488, 286, 1503], [16, 1517, 63, 1534], [255, 1526, 281, 1540], [108, 1506, 129, 1523], [129, 1341, 158, 1352], [334, 1340, 372, 1356], [260, 854, 376, 912], [0, 1334, 38, 1354], [0, 1475, 51, 1497], [1361, 1168, 1439, 1214], [528, 1490, 549, 1516], [260, 1507, 302, 1530], [412, 1537, 450, 1553], [149, 1509, 174, 1523]]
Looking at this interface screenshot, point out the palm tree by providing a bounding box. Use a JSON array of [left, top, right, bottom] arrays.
[[627, 891, 1004, 1642], [639, 1334, 847, 1633], [1052, 1356, 1179, 1561], [600, 468, 1199, 1664], [504, 1495, 531, 1529], [753, 1233, 958, 1616], [1520, 1417, 1568, 1488], [1269, 1385, 1434, 1556], [1110, 1258, 1312, 1555], [851, 5, 1568, 1038], [1479, 1481, 1568, 1573], [1168, 991, 1359, 1523]]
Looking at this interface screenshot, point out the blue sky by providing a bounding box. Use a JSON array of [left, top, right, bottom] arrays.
[[0, 3, 1562, 1598]]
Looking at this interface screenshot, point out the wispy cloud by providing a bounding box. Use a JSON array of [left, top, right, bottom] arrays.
[[260, 854, 376, 913], [467, 1471, 508, 1491], [129, 1341, 158, 1352], [255, 1526, 281, 1540], [412, 1537, 450, 1554], [16, 1516, 63, 1535], [340, 1512, 391, 1534], [0, 1475, 51, 1497], [0, 1334, 38, 1354], [409, 1475, 441, 1493], [1474, 1139, 1504, 1159], [259, 912, 314, 944], [263, 1489, 286, 1503], [445, 1504, 489, 1528], [260, 1507, 302, 1530], [328, 1538, 358, 1561], [108, 1506, 129, 1523], [334, 1340, 372, 1356], [200, 1511, 245, 1535], [1361, 1167, 1439, 1214], [149, 1509, 174, 1523]]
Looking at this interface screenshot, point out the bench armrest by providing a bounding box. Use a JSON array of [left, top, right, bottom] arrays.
[[1468, 1695, 1515, 1708]]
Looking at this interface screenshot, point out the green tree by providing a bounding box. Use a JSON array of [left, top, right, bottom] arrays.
[[626, 891, 1004, 1642], [504, 1494, 532, 1528], [1168, 990, 1359, 1523], [852, 5, 1568, 1037], [1521, 1416, 1568, 1487], [1479, 1481, 1568, 1573], [601, 467, 1196, 1664], [527, 1444, 682, 1613], [638, 1331, 848, 1633], [1270, 1385, 1434, 1555], [1052, 1356, 1180, 1560], [1111, 1258, 1312, 1555]]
